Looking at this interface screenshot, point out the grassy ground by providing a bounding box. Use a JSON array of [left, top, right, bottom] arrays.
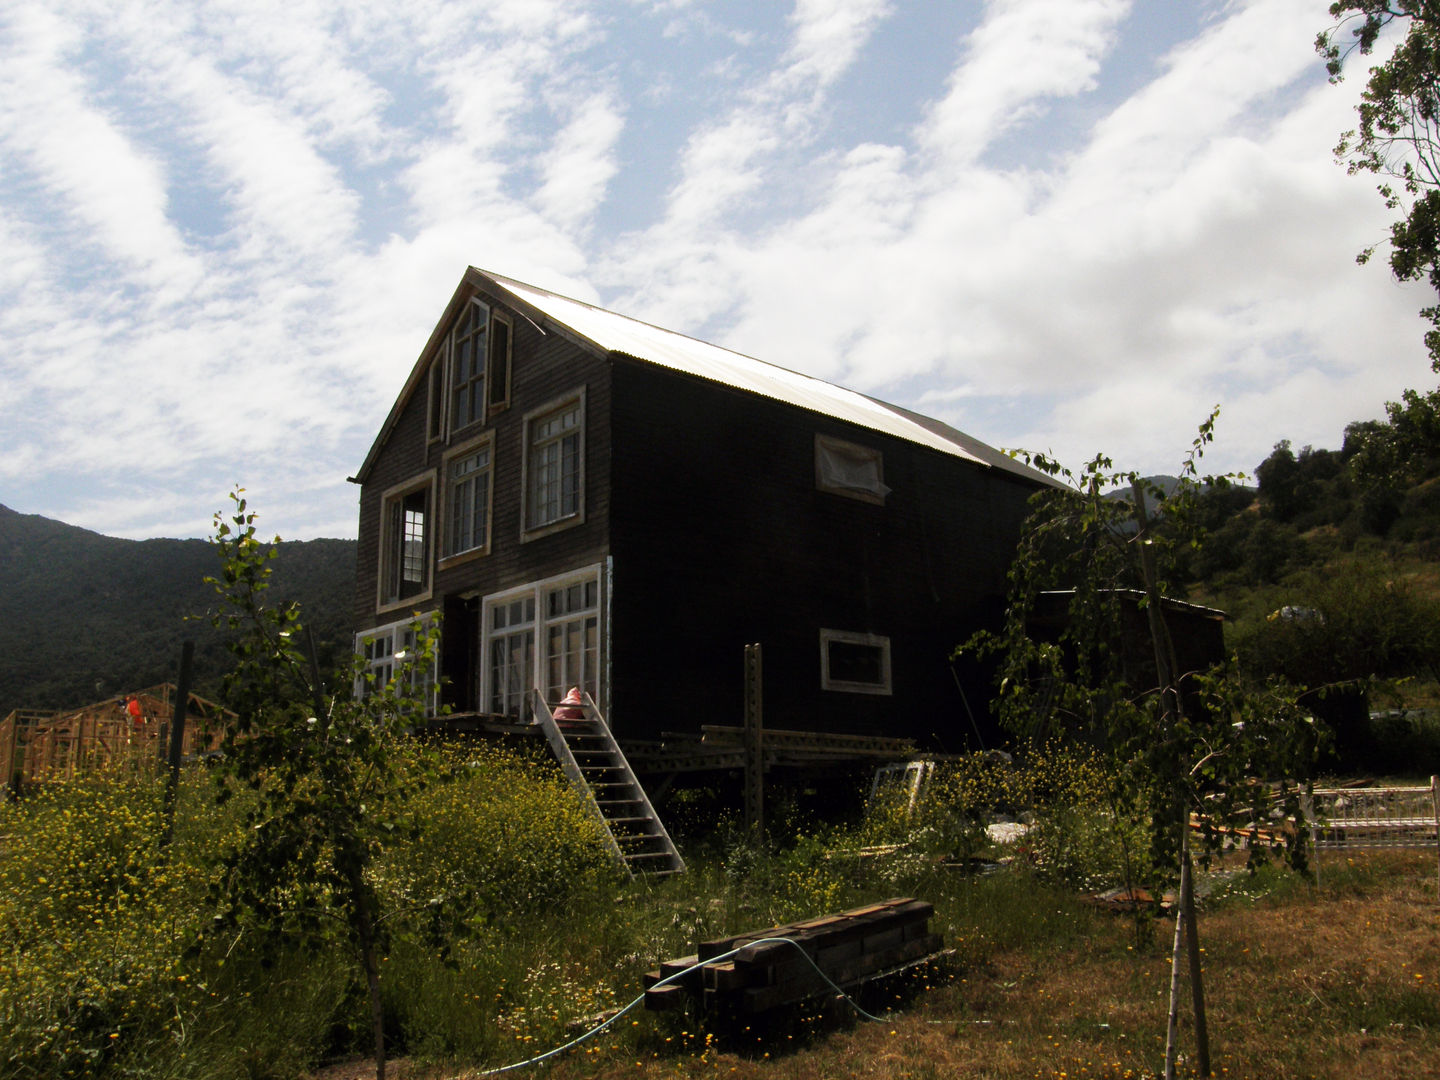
[[382, 850, 1439, 1080]]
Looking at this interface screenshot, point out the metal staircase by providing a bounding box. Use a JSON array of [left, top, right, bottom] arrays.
[[530, 689, 685, 877]]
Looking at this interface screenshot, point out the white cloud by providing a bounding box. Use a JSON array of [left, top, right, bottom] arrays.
[[1, 0, 1433, 541], [0, 4, 205, 297], [533, 89, 625, 233], [919, 0, 1130, 168]]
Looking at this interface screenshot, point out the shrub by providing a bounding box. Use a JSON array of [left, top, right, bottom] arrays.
[[0, 775, 198, 1077]]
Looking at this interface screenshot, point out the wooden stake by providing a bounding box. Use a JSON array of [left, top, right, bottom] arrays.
[[1182, 846, 1210, 1075], [161, 641, 193, 848]]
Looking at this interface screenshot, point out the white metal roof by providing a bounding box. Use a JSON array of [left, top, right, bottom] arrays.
[[486, 271, 993, 467]]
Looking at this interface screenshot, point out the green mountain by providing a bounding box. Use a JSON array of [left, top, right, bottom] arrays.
[[0, 505, 356, 715]]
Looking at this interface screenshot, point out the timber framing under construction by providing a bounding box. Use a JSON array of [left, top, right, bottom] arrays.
[[1, 685, 230, 790]]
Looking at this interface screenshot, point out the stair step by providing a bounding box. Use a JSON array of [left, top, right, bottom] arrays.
[[533, 688, 684, 879]]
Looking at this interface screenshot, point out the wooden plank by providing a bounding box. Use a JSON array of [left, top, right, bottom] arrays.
[[738, 934, 945, 1013], [643, 983, 688, 1011]]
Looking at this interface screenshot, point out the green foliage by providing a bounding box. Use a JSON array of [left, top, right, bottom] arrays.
[[958, 414, 1316, 886], [1231, 558, 1440, 689], [382, 742, 617, 934], [1320, 2, 1440, 368], [0, 774, 199, 1078], [205, 489, 441, 1078]]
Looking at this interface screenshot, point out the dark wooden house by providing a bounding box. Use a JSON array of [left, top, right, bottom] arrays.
[[349, 267, 1052, 750]]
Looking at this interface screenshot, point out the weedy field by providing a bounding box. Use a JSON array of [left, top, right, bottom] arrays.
[[1, 743, 1436, 1080]]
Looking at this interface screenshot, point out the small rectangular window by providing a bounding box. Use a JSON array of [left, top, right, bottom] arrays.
[[816, 434, 889, 504], [426, 358, 446, 442], [820, 629, 892, 695], [488, 311, 512, 411]]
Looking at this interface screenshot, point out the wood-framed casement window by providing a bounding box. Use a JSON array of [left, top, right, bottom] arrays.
[[450, 298, 489, 432], [819, 629, 892, 695], [354, 614, 438, 716], [426, 356, 446, 444], [378, 473, 435, 612], [482, 564, 604, 720], [522, 389, 585, 538], [440, 436, 493, 564], [815, 433, 890, 504], [487, 310, 512, 413]]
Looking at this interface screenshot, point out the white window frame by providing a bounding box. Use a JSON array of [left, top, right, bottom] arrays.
[[354, 614, 439, 717], [439, 434, 494, 566], [376, 471, 436, 614], [819, 628, 892, 695], [815, 433, 889, 505], [481, 564, 605, 718], [521, 388, 586, 540], [450, 297, 490, 433]]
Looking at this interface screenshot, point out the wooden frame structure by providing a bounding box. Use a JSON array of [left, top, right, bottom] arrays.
[[1, 685, 230, 789]]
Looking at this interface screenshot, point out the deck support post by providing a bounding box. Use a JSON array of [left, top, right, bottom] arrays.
[[744, 643, 764, 838]]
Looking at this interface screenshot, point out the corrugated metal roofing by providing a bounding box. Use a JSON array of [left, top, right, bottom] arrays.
[[353, 268, 1054, 486], [485, 271, 992, 467]]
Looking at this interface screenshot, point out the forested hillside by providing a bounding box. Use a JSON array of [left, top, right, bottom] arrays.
[[1165, 387, 1440, 767], [0, 505, 355, 714]]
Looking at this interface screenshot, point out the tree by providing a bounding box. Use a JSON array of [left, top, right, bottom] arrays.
[[1320, 2, 1440, 367], [205, 492, 439, 1080], [959, 415, 1316, 1079]]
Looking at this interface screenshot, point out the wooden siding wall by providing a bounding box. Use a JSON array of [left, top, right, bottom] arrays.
[[353, 284, 613, 670], [607, 360, 1037, 749]]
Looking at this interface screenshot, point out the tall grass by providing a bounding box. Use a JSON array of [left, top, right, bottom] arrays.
[[10, 739, 1400, 1078]]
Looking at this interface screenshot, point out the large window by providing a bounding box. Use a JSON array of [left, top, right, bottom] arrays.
[[354, 615, 438, 716], [543, 578, 599, 705], [443, 439, 493, 560], [819, 629, 892, 695], [482, 566, 603, 719], [450, 299, 488, 431], [379, 476, 434, 610], [487, 595, 536, 718], [523, 392, 584, 535]]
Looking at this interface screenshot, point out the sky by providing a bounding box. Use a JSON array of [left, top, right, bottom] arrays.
[[0, 0, 1430, 540]]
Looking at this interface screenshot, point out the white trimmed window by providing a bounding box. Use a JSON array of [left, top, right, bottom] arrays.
[[523, 392, 584, 535], [815, 434, 890, 504], [443, 438, 493, 560], [482, 565, 603, 719], [487, 594, 536, 718], [379, 475, 434, 610], [820, 629, 892, 695], [543, 577, 600, 705], [450, 299, 489, 431], [355, 616, 438, 716]]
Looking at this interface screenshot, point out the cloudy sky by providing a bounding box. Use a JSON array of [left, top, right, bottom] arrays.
[[0, 0, 1428, 540]]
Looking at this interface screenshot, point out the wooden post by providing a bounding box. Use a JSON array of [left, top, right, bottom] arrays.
[[743, 643, 764, 837], [161, 642, 193, 848], [1432, 775, 1439, 903]]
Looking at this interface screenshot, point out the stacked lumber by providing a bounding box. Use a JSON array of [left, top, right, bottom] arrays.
[[644, 897, 943, 1015]]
